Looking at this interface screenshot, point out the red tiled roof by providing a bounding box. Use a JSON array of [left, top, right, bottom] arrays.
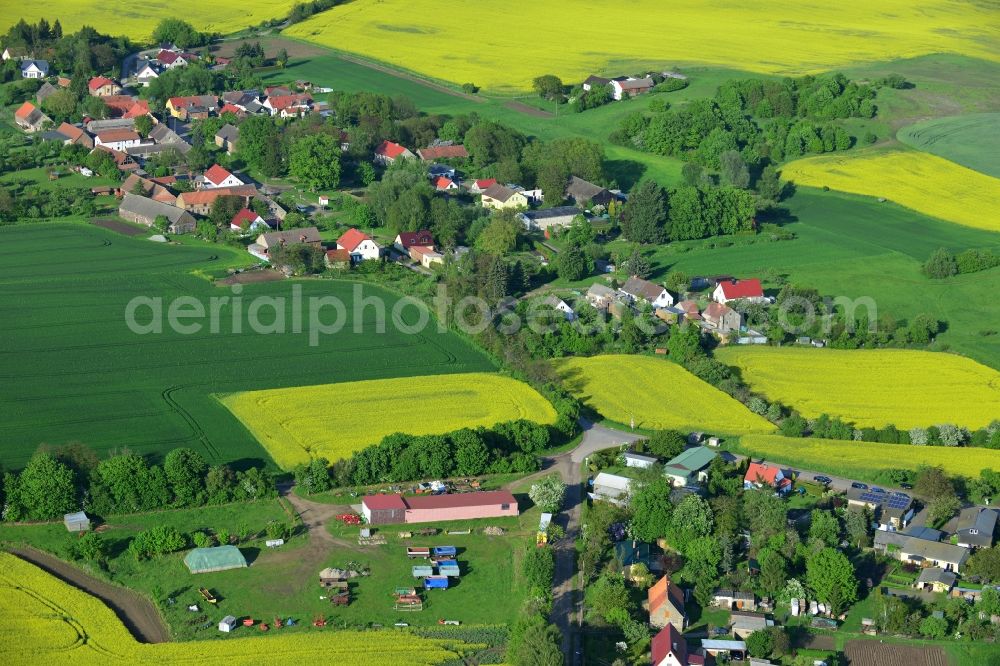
[[418, 144, 469, 160], [745, 462, 783, 486], [265, 85, 291, 96], [14, 101, 36, 119], [88, 76, 115, 92], [157, 50, 180, 64], [396, 230, 434, 248], [362, 494, 407, 511], [96, 128, 140, 143], [474, 178, 497, 189], [204, 164, 234, 186], [434, 176, 455, 189], [337, 228, 372, 252], [325, 248, 350, 262], [267, 93, 311, 110], [375, 140, 408, 159], [649, 575, 685, 615], [57, 122, 86, 141], [651, 624, 689, 666], [177, 185, 256, 205], [122, 100, 151, 119], [404, 490, 516, 511], [218, 103, 243, 115], [231, 208, 260, 227], [719, 278, 763, 300]]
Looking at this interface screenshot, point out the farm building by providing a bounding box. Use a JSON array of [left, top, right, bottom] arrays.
[[64, 511, 90, 532], [417, 144, 468, 160], [663, 447, 717, 487], [184, 546, 248, 574], [711, 588, 757, 611], [915, 567, 957, 593], [619, 277, 674, 309], [730, 612, 772, 639], [586, 283, 617, 311], [361, 490, 518, 525], [118, 194, 196, 234], [590, 472, 633, 505], [565, 176, 613, 207]]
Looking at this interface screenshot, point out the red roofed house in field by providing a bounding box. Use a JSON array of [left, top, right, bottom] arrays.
[[393, 230, 435, 253], [651, 624, 703, 666], [417, 144, 469, 161], [361, 490, 519, 525], [230, 208, 269, 233], [713, 278, 766, 304], [88, 76, 120, 97], [374, 140, 415, 165], [648, 575, 687, 631], [14, 101, 51, 132], [744, 461, 791, 494], [200, 164, 244, 189], [336, 228, 382, 263]]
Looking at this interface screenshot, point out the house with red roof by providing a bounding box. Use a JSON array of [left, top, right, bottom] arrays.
[[324, 248, 351, 269], [88, 76, 120, 97], [713, 278, 765, 304], [468, 178, 497, 194], [374, 140, 415, 165], [122, 100, 152, 120], [166, 95, 218, 119], [361, 490, 518, 525], [702, 302, 742, 335], [229, 208, 269, 233], [651, 624, 703, 666], [56, 122, 93, 148], [393, 230, 435, 253], [433, 175, 459, 192], [417, 144, 469, 161], [744, 461, 791, 494], [94, 128, 141, 152], [156, 50, 189, 69], [263, 93, 312, 118], [648, 575, 687, 631], [200, 164, 244, 189], [14, 101, 51, 133], [336, 228, 382, 262]]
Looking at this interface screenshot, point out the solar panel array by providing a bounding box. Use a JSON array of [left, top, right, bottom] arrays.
[[859, 491, 910, 510]]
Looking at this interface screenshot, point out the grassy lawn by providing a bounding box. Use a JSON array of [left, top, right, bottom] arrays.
[[0, 166, 117, 191]]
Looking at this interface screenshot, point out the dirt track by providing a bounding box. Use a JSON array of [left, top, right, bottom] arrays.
[[10, 546, 170, 644], [504, 101, 555, 118]]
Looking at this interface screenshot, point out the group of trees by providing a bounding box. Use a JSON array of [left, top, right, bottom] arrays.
[[869, 584, 1000, 641], [619, 179, 757, 243], [507, 545, 562, 665], [1, 446, 276, 522], [923, 247, 1000, 279]]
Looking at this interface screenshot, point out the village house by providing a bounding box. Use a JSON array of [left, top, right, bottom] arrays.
[[156, 49, 188, 69], [586, 283, 617, 311], [215, 124, 239, 154], [361, 490, 518, 525], [651, 624, 703, 666], [956, 507, 998, 549], [581, 75, 613, 91], [519, 206, 583, 231], [176, 185, 256, 216], [88, 76, 120, 97], [336, 228, 382, 263], [541, 295, 576, 321], [2, 46, 28, 61], [20, 59, 48, 78], [713, 278, 766, 304], [410, 245, 444, 268], [624, 451, 659, 469], [394, 230, 435, 253], [229, 208, 269, 233], [374, 140, 415, 165], [744, 461, 791, 494], [166, 95, 218, 119], [14, 101, 51, 132], [118, 193, 196, 234], [94, 128, 141, 152], [711, 589, 757, 612], [846, 487, 915, 531], [134, 59, 161, 86], [324, 248, 351, 270], [730, 612, 773, 640], [118, 174, 177, 205], [249, 227, 322, 261], [480, 183, 529, 210], [428, 164, 456, 180], [55, 122, 94, 148], [915, 567, 957, 594], [663, 447, 717, 487], [93, 146, 139, 173], [675, 300, 701, 321], [702, 302, 743, 335], [590, 472, 633, 505], [620, 277, 674, 309], [648, 575, 687, 631], [199, 164, 244, 189], [264, 93, 313, 118], [417, 144, 468, 161], [122, 100, 152, 120], [565, 175, 613, 207], [147, 123, 191, 153], [874, 531, 970, 573], [467, 178, 497, 194], [433, 176, 459, 192], [612, 77, 655, 100], [35, 81, 57, 104]]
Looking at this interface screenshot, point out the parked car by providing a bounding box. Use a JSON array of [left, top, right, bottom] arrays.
[[871, 487, 886, 494], [891, 491, 910, 499], [851, 482, 868, 490], [814, 475, 833, 485], [900, 482, 913, 489]]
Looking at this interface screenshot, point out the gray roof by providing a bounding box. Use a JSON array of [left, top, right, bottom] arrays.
[[216, 124, 239, 142], [258, 227, 322, 247], [119, 193, 193, 226], [617, 77, 654, 90], [587, 283, 616, 298], [87, 118, 135, 133], [958, 507, 997, 547], [64, 511, 89, 523], [21, 59, 48, 74], [127, 141, 191, 157], [899, 535, 970, 566], [701, 640, 747, 650], [624, 451, 658, 464], [481, 183, 521, 202], [521, 206, 583, 221], [565, 176, 610, 203], [621, 277, 667, 303], [916, 567, 957, 587], [904, 526, 944, 542], [36, 81, 58, 102]]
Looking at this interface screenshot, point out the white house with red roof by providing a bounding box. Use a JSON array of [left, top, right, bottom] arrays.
[[200, 164, 244, 189], [651, 624, 703, 666], [88, 76, 121, 97], [156, 49, 188, 69], [744, 461, 791, 494], [433, 176, 459, 192], [230, 208, 269, 233], [263, 93, 312, 118], [94, 128, 141, 152], [336, 228, 382, 263], [713, 278, 766, 304], [468, 178, 497, 194], [374, 140, 415, 165], [393, 230, 435, 253], [13, 101, 50, 132]]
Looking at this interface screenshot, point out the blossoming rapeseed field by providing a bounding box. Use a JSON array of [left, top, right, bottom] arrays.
[[0, 553, 465, 665], [717, 347, 1000, 429], [285, 0, 1000, 91], [220, 373, 557, 468], [781, 150, 1000, 232], [556, 355, 774, 434]]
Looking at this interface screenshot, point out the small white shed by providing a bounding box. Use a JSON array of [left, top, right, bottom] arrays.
[[219, 615, 237, 633], [64, 511, 90, 533]]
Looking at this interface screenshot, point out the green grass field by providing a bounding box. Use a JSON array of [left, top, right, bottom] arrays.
[[897, 113, 1000, 178], [0, 222, 493, 469], [615, 187, 1000, 370]]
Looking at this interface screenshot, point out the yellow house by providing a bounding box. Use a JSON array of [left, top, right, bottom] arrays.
[[480, 183, 529, 210]]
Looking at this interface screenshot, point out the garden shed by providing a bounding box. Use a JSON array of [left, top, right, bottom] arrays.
[[64, 511, 90, 533], [184, 546, 248, 574]]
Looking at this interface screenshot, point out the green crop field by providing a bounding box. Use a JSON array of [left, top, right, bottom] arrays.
[[898, 113, 1000, 178], [0, 222, 493, 470], [609, 187, 1000, 370]]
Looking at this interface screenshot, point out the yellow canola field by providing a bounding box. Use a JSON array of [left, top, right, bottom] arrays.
[[716, 347, 1000, 430], [781, 150, 1000, 232], [221, 373, 557, 468], [0, 552, 464, 665], [285, 0, 1000, 90], [739, 433, 1000, 480], [556, 354, 774, 434], [0, 1, 299, 41]]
